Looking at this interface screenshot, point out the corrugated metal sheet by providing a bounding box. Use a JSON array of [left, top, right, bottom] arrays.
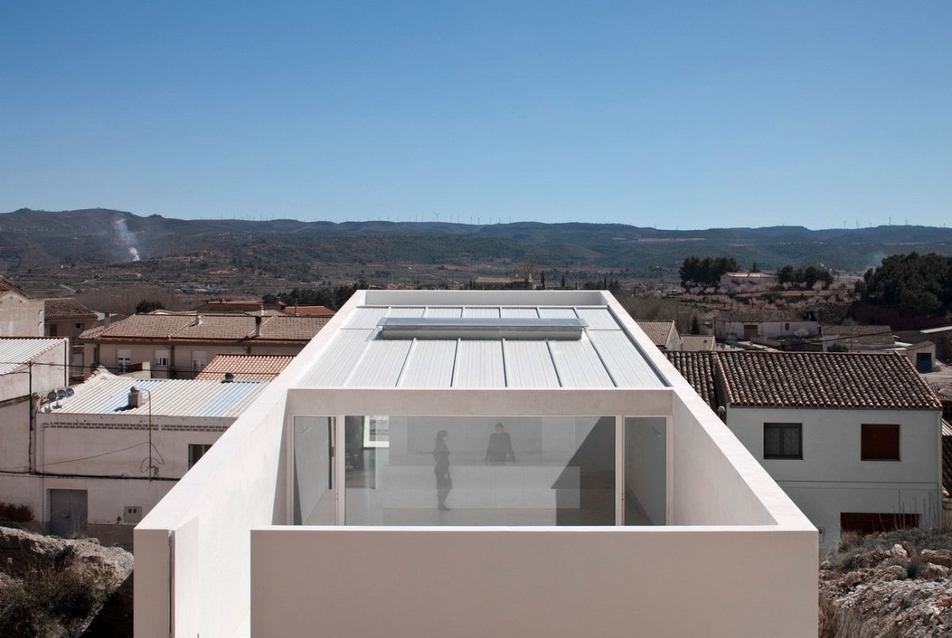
[[49, 376, 266, 417], [295, 303, 665, 389], [398, 340, 457, 388], [300, 329, 375, 386], [548, 339, 616, 388], [454, 341, 506, 388], [504, 341, 560, 388], [575, 307, 619, 330], [347, 339, 413, 386], [462, 307, 501, 318], [423, 307, 463, 318], [589, 331, 665, 388], [0, 339, 63, 375], [500, 308, 539, 318]]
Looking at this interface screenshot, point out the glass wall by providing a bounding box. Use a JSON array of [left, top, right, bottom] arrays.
[[293, 416, 335, 525], [343, 415, 615, 526], [292, 414, 667, 526], [624, 417, 667, 525]]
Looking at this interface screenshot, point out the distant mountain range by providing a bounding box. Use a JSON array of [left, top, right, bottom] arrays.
[[3, 207, 952, 276]]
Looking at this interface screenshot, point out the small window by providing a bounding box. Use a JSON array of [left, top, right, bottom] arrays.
[[192, 351, 207, 372], [123, 505, 142, 524], [764, 423, 802, 459], [153, 349, 170, 367], [188, 443, 213, 469], [116, 349, 131, 372], [861, 424, 900, 460]]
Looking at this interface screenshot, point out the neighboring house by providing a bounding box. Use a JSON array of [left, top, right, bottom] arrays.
[[668, 350, 943, 549], [901, 339, 937, 373], [135, 290, 816, 638], [716, 319, 819, 344], [0, 276, 44, 337], [680, 335, 716, 352], [0, 338, 71, 519], [719, 271, 777, 293], [194, 353, 293, 382], [79, 312, 330, 379], [821, 325, 895, 352], [191, 300, 286, 314], [44, 298, 98, 379], [635, 320, 681, 351], [1, 369, 267, 546]]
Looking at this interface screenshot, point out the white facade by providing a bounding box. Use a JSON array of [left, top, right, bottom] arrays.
[[136, 290, 817, 638], [717, 320, 819, 342], [1, 369, 266, 544], [0, 288, 45, 337], [726, 405, 942, 549]]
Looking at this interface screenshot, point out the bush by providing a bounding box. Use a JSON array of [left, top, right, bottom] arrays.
[[0, 502, 34, 523], [0, 565, 102, 638]]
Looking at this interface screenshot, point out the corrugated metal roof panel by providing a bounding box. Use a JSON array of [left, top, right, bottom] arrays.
[[500, 307, 539, 318], [453, 341, 505, 388], [504, 341, 560, 388], [347, 338, 413, 387], [538, 307, 578, 319], [300, 329, 375, 386], [462, 307, 500, 318], [387, 307, 426, 318], [49, 376, 266, 417], [589, 331, 665, 388], [423, 307, 463, 318], [575, 307, 618, 330], [0, 339, 63, 375], [347, 307, 391, 329], [398, 340, 457, 388], [549, 339, 616, 388]]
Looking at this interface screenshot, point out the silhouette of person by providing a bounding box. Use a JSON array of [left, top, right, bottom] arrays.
[[485, 422, 516, 463], [433, 430, 452, 511]]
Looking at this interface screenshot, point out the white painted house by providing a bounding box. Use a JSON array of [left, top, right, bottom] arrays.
[[1, 368, 267, 546], [668, 350, 943, 550], [135, 290, 817, 638], [0, 276, 45, 337]]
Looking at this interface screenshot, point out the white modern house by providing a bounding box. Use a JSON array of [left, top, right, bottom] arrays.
[[2, 368, 267, 546], [668, 350, 943, 549], [135, 290, 817, 638]]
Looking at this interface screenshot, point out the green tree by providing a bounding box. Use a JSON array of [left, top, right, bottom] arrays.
[[135, 300, 164, 314]]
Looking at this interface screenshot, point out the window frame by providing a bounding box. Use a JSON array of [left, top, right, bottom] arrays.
[[861, 424, 900, 461], [188, 443, 213, 469], [763, 422, 803, 460]]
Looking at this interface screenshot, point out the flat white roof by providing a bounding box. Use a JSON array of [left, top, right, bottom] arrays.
[[46, 372, 267, 418], [296, 291, 666, 389], [0, 338, 64, 375]]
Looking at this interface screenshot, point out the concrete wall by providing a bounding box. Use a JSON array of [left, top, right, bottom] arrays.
[[727, 406, 943, 548], [718, 321, 819, 341], [0, 292, 44, 336], [252, 526, 817, 638]]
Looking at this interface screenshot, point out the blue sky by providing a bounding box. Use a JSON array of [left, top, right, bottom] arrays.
[[1, 2, 949, 229]]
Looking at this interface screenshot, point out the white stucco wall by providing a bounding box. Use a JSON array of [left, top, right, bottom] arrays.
[[727, 406, 943, 548], [0, 292, 44, 337], [91, 341, 304, 378], [252, 526, 817, 638]]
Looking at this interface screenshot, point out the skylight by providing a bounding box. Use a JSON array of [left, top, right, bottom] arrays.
[[377, 316, 587, 340]]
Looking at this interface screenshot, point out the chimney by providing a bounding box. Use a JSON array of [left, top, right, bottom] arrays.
[[223, 372, 235, 383], [193, 314, 203, 326], [254, 315, 262, 338], [128, 386, 147, 409]]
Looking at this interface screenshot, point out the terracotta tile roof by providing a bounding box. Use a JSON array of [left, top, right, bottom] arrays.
[[257, 316, 330, 340], [714, 351, 941, 409], [667, 350, 942, 411], [44, 298, 97, 320], [195, 354, 294, 381], [822, 325, 895, 347], [0, 275, 31, 298], [81, 313, 328, 344], [636, 321, 676, 348], [283, 305, 336, 318], [666, 352, 718, 409]]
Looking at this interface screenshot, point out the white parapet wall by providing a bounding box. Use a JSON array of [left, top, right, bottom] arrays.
[[251, 525, 817, 638]]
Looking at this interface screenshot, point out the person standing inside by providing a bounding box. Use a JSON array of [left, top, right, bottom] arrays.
[[433, 430, 452, 511], [485, 422, 516, 463]]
